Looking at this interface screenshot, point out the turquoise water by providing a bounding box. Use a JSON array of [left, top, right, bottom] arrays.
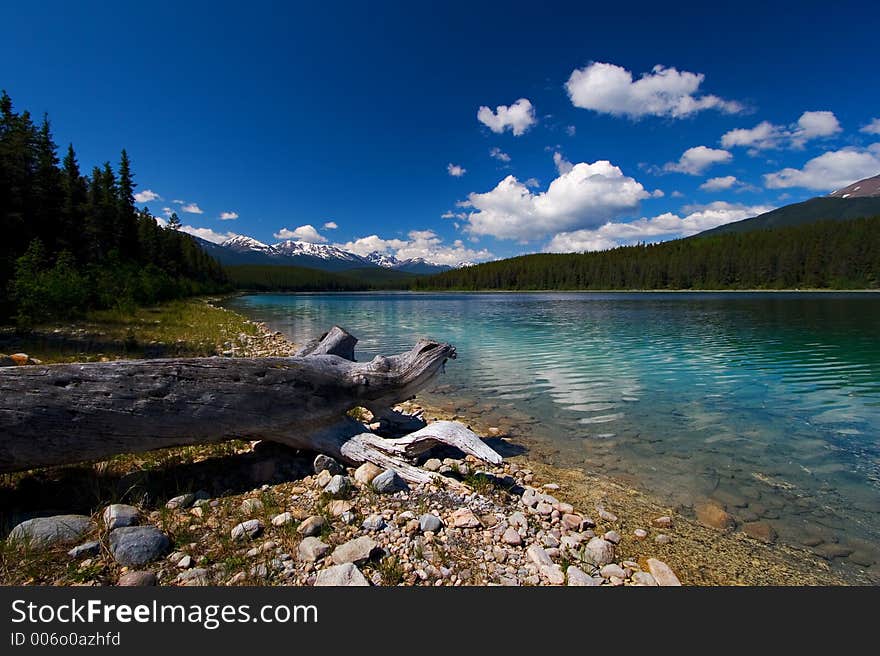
[[226, 292, 880, 579]]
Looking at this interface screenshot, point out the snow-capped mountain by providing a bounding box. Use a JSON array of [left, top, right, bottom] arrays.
[[199, 234, 463, 274]]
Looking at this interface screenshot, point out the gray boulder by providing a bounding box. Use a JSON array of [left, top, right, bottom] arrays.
[[419, 513, 443, 533], [313, 454, 344, 475], [331, 536, 377, 565], [68, 541, 101, 558], [102, 504, 140, 530], [372, 469, 407, 494], [109, 526, 170, 567], [298, 536, 331, 563], [8, 515, 94, 549], [314, 562, 370, 586], [323, 474, 352, 498]]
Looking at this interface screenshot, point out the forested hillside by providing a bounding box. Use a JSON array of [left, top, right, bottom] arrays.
[[414, 216, 880, 291], [0, 92, 228, 325]]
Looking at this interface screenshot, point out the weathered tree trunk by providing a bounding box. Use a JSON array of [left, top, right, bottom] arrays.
[[0, 327, 501, 482]]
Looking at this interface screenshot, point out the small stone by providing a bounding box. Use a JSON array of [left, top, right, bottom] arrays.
[[340, 510, 357, 525], [165, 493, 195, 510], [117, 571, 157, 587], [567, 566, 600, 586], [508, 511, 528, 530], [177, 555, 192, 569], [600, 564, 626, 579], [239, 498, 264, 515], [331, 536, 377, 565], [646, 558, 682, 586], [583, 537, 615, 566], [323, 474, 352, 498], [354, 462, 383, 485], [109, 526, 170, 567], [535, 502, 553, 516], [102, 504, 140, 530], [423, 458, 443, 472], [554, 502, 575, 515], [451, 508, 481, 528], [315, 470, 332, 488], [502, 527, 522, 546], [372, 469, 407, 494], [272, 512, 294, 527], [542, 483, 560, 491], [743, 521, 778, 543], [298, 537, 331, 562], [362, 514, 386, 531], [633, 528, 648, 540], [695, 502, 735, 530], [598, 508, 618, 522], [327, 500, 353, 517], [526, 544, 554, 567], [177, 568, 210, 586], [68, 541, 101, 558], [419, 513, 443, 533], [8, 515, 93, 549], [652, 516, 673, 528], [313, 454, 344, 475], [315, 562, 370, 586], [521, 488, 539, 507], [540, 564, 565, 585], [603, 530, 621, 544], [298, 515, 325, 537], [631, 571, 658, 586], [231, 519, 263, 541], [655, 533, 672, 545], [561, 513, 582, 531]]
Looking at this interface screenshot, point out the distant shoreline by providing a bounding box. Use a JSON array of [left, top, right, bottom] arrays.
[[229, 288, 880, 295]]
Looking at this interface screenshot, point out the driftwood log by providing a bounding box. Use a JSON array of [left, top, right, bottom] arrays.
[[0, 326, 501, 482]]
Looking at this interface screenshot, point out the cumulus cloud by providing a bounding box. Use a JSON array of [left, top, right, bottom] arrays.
[[861, 118, 880, 135], [721, 111, 842, 151], [523, 177, 540, 188], [181, 203, 204, 214], [489, 147, 511, 163], [180, 226, 238, 244], [544, 201, 774, 252], [323, 221, 338, 229], [336, 230, 492, 266], [565, 62, 742, 119], [219, 211, 239, 220], [477, 98, 536, 136], [700, 175, 738, 191], [134, 189, 161, 204], [663, 146, 732, 175], [441, 210, 466, 220], [461, 160, 649, 242], [552, 152, 573, 175], [764, 144, 880, 190], [447, 163, 466, 177], [273, 224, 328, 243]]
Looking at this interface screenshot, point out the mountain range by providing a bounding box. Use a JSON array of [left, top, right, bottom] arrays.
[[194, 234, 459, 273]]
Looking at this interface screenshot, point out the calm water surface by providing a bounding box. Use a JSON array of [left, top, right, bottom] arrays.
[[226, 292, 880, 580]]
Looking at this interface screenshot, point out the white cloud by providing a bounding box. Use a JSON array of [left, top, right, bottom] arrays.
[[671, 190, 684, 198], [565, 62, 742, 119], [134, 189, 161, 204], [180, 226, 238, 244], [462, 160, 649, 242], [545, 201, 774, 252], [722, 111, 841, 151], [489, 147, 511, 163], [553, 152, 573, 175], [441, 211, 466, 220], [161, 207, 173, 217], [663, 146, 732, 175], [700, 175, 738, 191], [273, 224, 328, 243], [172, 199, 185, 204], [861, 118, 880, 135], [523, 177, 540, 188], [219, 211, 239, 220], [477, 98, 536, 136], [764, 144, 880, 190], [565, 125, 576, 136], [323, 221, 338, 229], [336, 230, 492, 266], [181, 203, 204, 214], [447, 163, 466, 177]]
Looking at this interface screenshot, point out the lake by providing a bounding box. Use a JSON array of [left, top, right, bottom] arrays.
[[226, 291, 880, 580]]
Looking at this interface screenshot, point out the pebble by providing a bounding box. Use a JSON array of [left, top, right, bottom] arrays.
[[313, 454, 344, 475], [354, 462, 383, 485], [540, 564, 565, 585], [600, 563, 626, 579], [295, 515, 323, 536], [117, 571, 157, 587], [165, 493, 195, 510], [452, 508, 481, 528], [372, 469, 406, 494], [633, 528, 648, 540], [598, 508, 618, 522], [331, 536, 377, 565], [102, 504, 140, 530], [272, 512, 294, 527], [508, 511, 528, 530], [419, 513, 443, 533], [324, 474, 352, 498], [526, 544, 554, 567], [603, 530, 622, 544], [631, 571, 658, 586], [561, 513, 583, 530], [695, 502, 735, 530], [583, 537, 616, 566], [231, 519, 263, 541], [535, 502, 553, 516], [298, 537, 331, 563], [502, 527, 523, 546], [423, 458, 442, 472], [109, 526, 170, 567], [315, 562, 370, 586], [177, 555, 193, 569], [362, 514, 387, 531], [646, 558, 682, 586], [315, 470, 332, 488], [68, 541, 101, 558], [567, 566, 600, 586], [177, 568, 210, 586], [327, 500, 353, 517], [654, 534, 672, 545], [652, 516, 673, 528], [240, 498, 264, 515]]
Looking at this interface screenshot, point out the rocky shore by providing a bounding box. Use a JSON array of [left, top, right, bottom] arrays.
[[0, 304, 856, 586]]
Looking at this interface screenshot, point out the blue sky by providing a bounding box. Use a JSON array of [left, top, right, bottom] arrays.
[[3, 0, 879, 263]]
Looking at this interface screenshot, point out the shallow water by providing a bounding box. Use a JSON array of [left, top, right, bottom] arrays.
[[226, 292, 880, 580]]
